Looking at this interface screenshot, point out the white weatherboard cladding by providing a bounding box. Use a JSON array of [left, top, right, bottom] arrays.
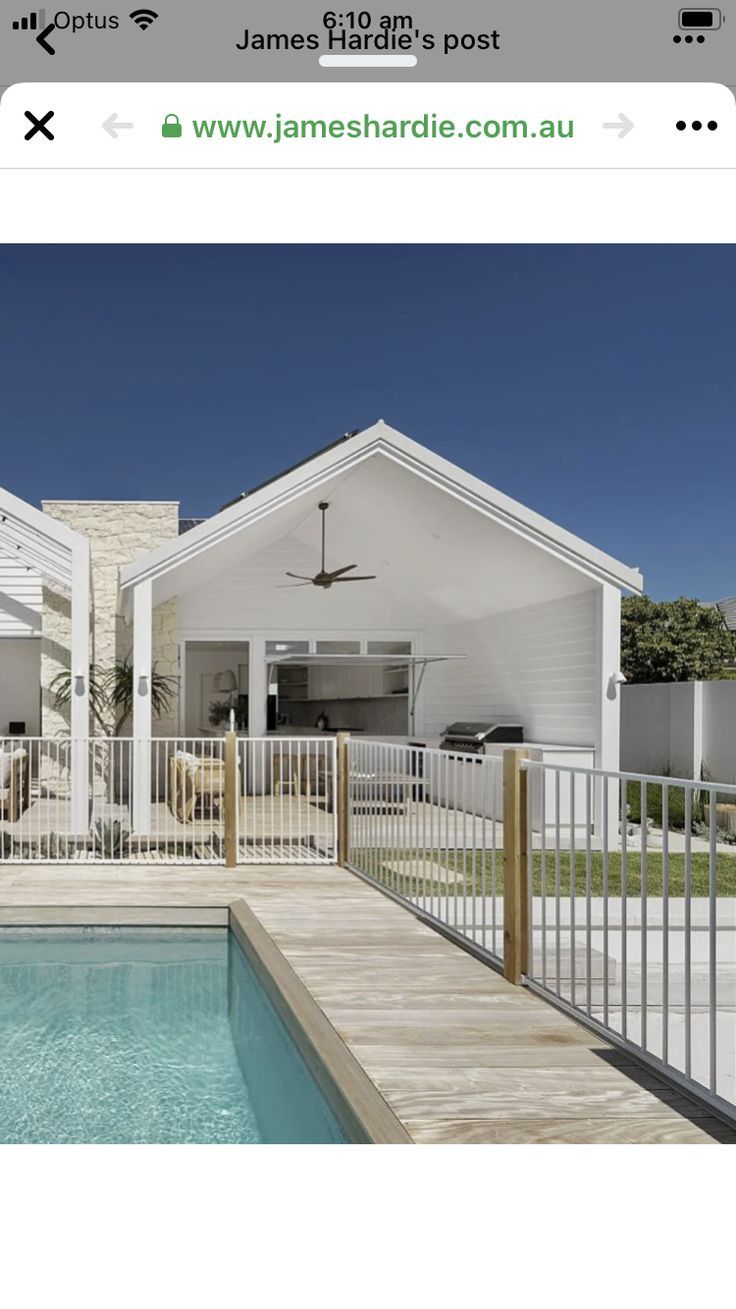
[[0, 484, 90, 831], [0, 559, 42, 636], [422, 589, 600, 747]]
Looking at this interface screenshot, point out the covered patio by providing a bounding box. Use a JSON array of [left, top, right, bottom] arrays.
[[120, 421, 642, 840]]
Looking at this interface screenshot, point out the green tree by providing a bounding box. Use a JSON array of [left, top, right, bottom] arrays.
[[621, 595, 735, 683]]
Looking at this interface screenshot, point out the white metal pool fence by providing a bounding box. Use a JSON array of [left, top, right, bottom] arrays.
[[520, 756, 736, 1120], [346, 737, 505, 961], [3, 729, 736, 1120], [344, 738, 736, 1125], [0, 734, 337, 865]]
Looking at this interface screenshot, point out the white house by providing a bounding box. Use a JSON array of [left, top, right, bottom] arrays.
[[0, 421, 643, 833]]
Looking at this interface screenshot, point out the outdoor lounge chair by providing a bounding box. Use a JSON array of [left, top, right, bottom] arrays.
[[272, 746, 335, 812], [0, 748, 30, 823], [168, 751, 226, 823]]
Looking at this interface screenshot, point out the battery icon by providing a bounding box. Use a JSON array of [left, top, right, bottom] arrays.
[[679, 8, 722, 28]]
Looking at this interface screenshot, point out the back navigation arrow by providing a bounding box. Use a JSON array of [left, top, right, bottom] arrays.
[[36, 23, 56, 56], [103, 113, 134, 139]]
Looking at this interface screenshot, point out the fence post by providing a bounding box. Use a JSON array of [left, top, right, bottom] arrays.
[[337, 732, 350, 866], [224, 730, 238, 869], [503, 747, 530, 985]]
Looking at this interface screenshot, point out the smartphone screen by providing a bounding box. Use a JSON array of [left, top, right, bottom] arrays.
[[0, 3, 733, 1304]]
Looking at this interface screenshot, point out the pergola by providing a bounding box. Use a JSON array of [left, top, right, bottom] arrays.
[[0, 484, 90, 832]]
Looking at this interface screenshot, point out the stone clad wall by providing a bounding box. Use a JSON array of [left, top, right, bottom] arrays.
[[41, 501, 180, 738]]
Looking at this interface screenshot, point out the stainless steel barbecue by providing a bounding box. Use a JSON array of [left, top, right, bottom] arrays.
[[439, 721, 524, 754]]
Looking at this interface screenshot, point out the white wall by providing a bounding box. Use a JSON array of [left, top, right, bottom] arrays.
[[702, 683, 736, 784], [423, 589, 600, 746], [0, 637, 41, 735], [620, 680, 736, 783], [620, 683, 679, 775], [0, 560, 42, 636]]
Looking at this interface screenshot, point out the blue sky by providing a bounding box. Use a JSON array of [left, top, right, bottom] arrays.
[[0, 244, 731, 599]]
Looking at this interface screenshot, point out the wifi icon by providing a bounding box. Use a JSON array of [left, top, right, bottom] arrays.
[[129, 8, 158, 30]]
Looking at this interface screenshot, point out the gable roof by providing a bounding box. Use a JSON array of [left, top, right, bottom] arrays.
[[120, 421, 643, 609]]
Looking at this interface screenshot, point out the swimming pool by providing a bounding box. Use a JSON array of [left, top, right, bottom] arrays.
[[0, 927, 348, 1144]]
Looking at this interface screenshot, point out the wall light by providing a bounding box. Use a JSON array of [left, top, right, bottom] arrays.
[[74, 670, 85, 695], [607, 670, 627, 700], [138, 673, 149, 696]]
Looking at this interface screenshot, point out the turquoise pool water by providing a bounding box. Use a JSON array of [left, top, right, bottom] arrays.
[[0, 928, 348, 1144]]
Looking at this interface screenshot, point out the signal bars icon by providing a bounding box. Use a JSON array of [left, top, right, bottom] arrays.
[[11, 9, 45, 30]]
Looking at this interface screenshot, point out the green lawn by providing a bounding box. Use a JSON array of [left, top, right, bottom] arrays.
[[352, 849, 736, 897]]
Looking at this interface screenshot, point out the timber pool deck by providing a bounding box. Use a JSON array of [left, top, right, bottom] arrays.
[[0, 862, 733, 1143]]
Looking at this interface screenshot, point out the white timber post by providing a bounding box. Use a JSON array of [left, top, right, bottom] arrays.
[[249, 637, 268, 795], [249, 637, 268, 737], [69, 537, 90, 835], [596, 583, 622, 840], [132, 579, 153, 835]]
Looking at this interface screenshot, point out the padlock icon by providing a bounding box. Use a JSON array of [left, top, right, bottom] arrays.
[[161, 113, 182, 139]]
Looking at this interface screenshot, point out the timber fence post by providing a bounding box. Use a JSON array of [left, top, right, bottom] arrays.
[[503, 747, 530, 984]]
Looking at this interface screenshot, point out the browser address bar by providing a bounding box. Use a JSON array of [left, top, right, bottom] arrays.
[[1, 83, 734, 168]]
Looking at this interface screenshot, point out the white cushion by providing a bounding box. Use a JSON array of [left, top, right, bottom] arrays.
[[1, 748, 26, 786]]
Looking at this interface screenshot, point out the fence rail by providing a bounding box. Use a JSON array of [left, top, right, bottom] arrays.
[[0, 734, 337, 865], [346, 738, 504, 965]]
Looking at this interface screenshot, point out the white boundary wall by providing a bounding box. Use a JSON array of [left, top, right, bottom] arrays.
[[621, 680, 736, 783]]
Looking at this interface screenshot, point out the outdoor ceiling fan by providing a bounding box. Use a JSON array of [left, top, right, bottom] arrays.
[[280, 501, 377, 589]]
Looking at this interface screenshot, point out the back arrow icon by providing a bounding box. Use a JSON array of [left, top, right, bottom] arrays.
[[103, 113, 134, 139], [602, 113, 634, 139], [36, 23, 56, 55]]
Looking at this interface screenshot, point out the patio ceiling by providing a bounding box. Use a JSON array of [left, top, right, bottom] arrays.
[[120, 422, 644, 623]]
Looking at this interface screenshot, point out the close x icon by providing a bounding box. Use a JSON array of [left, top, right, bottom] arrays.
[[24, 109, 54, 140]]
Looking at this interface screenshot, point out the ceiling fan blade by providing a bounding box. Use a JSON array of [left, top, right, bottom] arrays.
[[285, 571, 314, 581], [332, 575, 377, 582], [325, 564, 358, 580], [276, 581, 314, 589]]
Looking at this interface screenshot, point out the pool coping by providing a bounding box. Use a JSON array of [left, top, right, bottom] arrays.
[[0, 906, 229, 926], [228, 899, 412, 1145]]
